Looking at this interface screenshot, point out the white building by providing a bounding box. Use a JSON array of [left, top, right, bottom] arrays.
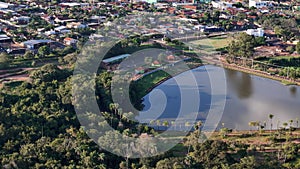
[[59, 3, 89, 8], [11, 16, 30, 24], [249, 0, 273, 8], [211, 1, 233, 10], [0, 2, 14, 10], [246, 28, 264, 37]]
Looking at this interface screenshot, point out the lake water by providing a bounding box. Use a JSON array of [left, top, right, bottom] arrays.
[[136, 65, 300, 130]]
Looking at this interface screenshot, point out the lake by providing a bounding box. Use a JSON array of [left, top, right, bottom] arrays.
[[136, 65, 300, 130]]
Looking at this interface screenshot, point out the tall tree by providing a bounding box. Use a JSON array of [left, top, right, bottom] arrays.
[[0, 52, 10, 69], [227, 33, 255, 63], [296, 41, 300, 54], [269, 114, 274, 130]]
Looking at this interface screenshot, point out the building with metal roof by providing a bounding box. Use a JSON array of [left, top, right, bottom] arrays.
[[22, 39, 54, 49]]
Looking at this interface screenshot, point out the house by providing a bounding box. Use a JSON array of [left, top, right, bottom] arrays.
[[151, 60, 162, 67], [202, 26, 224, 32], [193, 24, 205, 31], [211, 1, 233, 10], [54, 16, 76, 24], [182, 5, 197, 11], [199, 0, 212, 3], [246, 28, 264, 37], [11, 16, 30, 25], [54, 26, 67, 32], [249, 0, 273, 9], [0, 34, 11, 43], [167, 55, 176, 61], [133, 0, 157, 3], [90, 15, 106, 23], [139, 133, 153, 138], [101, 54, 131, 69], [59, 3, 89, 8], [135, 67, 145, 75], [0, 2, 14, 10], [22, 39, 54, 50], [44, 30, 56, 36], [64, 37, 78, 46], [67, 22, 88, 29]]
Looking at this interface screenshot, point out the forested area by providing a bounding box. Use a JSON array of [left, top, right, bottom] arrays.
[[0, 60, 299, 168]]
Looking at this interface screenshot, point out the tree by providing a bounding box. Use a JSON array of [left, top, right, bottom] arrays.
[[202, 12, 211, 23], [289, 119, 294, 128], [274, 26, 283, 38], [194, 121, 202, 131], [156, 120, 161, 130], [38, 45, 51, 58], [296, 41, 300, 54], [212, 11, 220, 23], [231, 156, 257, 169], [227, 33, 255, 63], [248, 121, 257, 131], [0, 52, 9, 69], [269, 114, 274, 130], [286, 46, 295, 54], [109, 103, 119, 116], [189, 140, 232, 168], [185, 122, 190, 131], [283, 122, 288, 129], [24, 51, 34, 59], [162, 121, 169, 129]]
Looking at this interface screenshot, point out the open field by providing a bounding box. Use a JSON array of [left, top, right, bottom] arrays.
[[190, 35, 231, 53]]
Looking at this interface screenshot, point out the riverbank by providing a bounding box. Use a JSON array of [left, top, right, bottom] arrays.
[[221, 62, 300, 86], [134, 58, 203, 100]]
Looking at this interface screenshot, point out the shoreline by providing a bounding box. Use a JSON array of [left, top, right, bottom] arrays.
[[221, 62, 300, 86], [142, 62, 203, 97], [142, 60, 300, 99]]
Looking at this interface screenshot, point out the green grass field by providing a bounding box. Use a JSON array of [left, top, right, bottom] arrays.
[[190, 35, 231, 53], [135, 70, 171, 99]]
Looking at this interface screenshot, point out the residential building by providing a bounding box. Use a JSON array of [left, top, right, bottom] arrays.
[[22, 39, 54, 50], [64, 38, 78, 46], [135, 67, 145, 75], [211, 1, 233, 10], [249, 0, 273, 8], [246, 28, 264, 37], [0, 2, 14, 10], [0, 34, 11, 43], [199, 0, 212, 3], [11, 16, 30, 25]]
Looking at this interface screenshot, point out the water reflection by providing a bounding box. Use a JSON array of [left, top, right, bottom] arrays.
[[138, 65, 300, 130], [289, 86, 297, 98], [225, 69, 253, 99]]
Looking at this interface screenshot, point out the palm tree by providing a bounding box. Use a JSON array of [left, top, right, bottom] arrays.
[[117, 108, 123, 119], [248, 121, 256, 131], [194, 121, 203, 131], [109, 103, 119, 116], [296, 118, 299, 128], [149, 120, 155, 127], [171, 120, 175, 130], [256, 121, 261, 131], [289, 120, 294, 128], [156, 120, 161, 130], [269, 114, 274, 130], [283, 122, 288, 129], [277, 120, 280, 131], [221, 122, 225, 129], [162, 121, 169, 130], [185, 121, 191, 131], [289, 120, 294, 134]]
